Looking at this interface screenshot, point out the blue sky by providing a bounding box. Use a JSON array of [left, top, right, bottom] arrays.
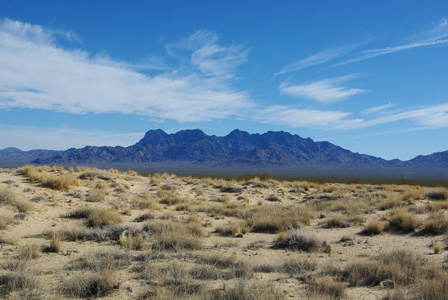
[[1, 1, 448, 160]]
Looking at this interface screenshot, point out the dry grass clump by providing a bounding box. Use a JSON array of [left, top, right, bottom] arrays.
[[87, 208, 122, 228], [206, 280, 284, 300], [433, 244, 443, 254], [131, 193, 160, 210], [415, 270, 448, 299], [144, 220, 202, 251], [78, 168, 112, 181], [324, 214, 349, 228], [119, 231, 144, 250], [0, 189, 34, 212], [387, 208, 420, 232], [158, 190, 187, 205], [23, 165, 79, 191], [282, 257, 317, 275], [274, 228, 331, 253], [244, 205, 312, 233], [94, 180, 109, 189], [141, 262, 203, 297], [363, 220, 387, 235], [195, 254, 253, 279], [308, 276, 346, 299], [87, 189, 106, 202], [18, 244, 41, 260], [422, 212, 448, 234], [0, 269, 40, 298], [66, 207, 121, 228], [215, 221, 252, 237], [345, 250, 423, 287], [0, 213, 14, 230], [62, 260, 117, 298], [50, 165, 64, 172], [44, 233, 61, 253], [377, 196, 402, 210]]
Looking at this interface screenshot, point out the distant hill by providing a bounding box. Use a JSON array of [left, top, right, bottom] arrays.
[[1, 129, 447, 179]]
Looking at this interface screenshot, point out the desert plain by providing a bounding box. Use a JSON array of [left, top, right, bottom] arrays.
[[0, 165, 448, 299]]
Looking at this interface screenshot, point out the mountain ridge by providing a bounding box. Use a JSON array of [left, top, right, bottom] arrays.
[[0, 129, 447, 172]]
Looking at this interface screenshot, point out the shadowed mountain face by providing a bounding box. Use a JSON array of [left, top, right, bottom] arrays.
[[0, 129, 446, 172]]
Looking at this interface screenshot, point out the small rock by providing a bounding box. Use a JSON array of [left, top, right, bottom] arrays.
[[14, 213, 28, 220]]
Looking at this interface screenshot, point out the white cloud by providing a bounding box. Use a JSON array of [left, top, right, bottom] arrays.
[[274, 45, 355, 76], [362, 102, 396, 114], [335, 18, 448, 67], [0, 20, 252, 123], [280, 75, 366, 103], [166, 30, 249, 78], [334, 103, 448, 129], [255, 105, 352, 128]]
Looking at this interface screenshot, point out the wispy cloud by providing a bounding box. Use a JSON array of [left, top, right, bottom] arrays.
[[280, 75, 366, 103], [0, 20, 252, 123], [335, 18, 448, 67], [166, 30, 249, 78], [334, 103, 448, 129], [362, 102, 396, 114], [274, 45, 355, 77], [255, 105, 353, 128]]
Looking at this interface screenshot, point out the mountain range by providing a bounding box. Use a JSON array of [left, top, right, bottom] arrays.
[[1, 129, 447, 178]]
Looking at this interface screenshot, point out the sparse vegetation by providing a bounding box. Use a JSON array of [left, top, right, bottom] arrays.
[[1, 166, 448, 298]]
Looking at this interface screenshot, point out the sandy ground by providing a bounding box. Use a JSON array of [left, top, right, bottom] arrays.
[[0, 166, 447, 299]]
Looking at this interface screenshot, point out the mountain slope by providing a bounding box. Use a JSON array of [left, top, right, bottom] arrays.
[[26, 129, 397, 168]]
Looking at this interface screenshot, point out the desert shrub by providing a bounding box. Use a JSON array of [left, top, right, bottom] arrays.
[[62, 266, 116, 298], [158, 191, 187, 205], [204, 280, 284, 300], [94, 181, 108, 189], [131, 193, 160, 210], [282, 257, 317, 275], [215, 222, 252, 237], [41, 174, 79, 191], [0, 270, 39, 298], [78, 168, 112, 181], [388, 209, 420, 232], [0, 188, 16, 205], [345, 250, 423, 287], [18, 244, 41, 260], [0, 213, 13, 230], [142, 262, 203, 297], [415, 271, 448, 299], [244, 205, 312, 233], [87, 189, 106, 202], [378, 197, 401, 210], [363, 220, 387, 235], [0, 189, 34, 212], [273, 228, 330, 253], [45, 233, 61, 253], [189, 265, 220, 280], [87, 208, 122, 228], [308, 276, 345, 299], [50, 165, 64, 172], [324, 214, 349, 228], [422, 213, 448, 234], [66, 208, 91, 219], [433, 244, 443, 254], [144, 220, 202, 251], [425, 190, 448, 201], [119, 231, 144, 250]]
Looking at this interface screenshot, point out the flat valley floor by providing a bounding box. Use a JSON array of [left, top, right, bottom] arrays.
[[1, 166, 447, 299]]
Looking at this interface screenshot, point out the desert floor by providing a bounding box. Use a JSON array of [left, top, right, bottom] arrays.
[[1, 165, 447, 299]]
